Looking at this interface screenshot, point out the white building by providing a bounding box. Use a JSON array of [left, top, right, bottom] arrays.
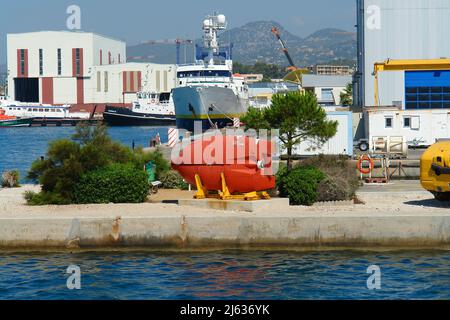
[[6, 31, 176, 108], [302, 74, 352, 106], [364, 107, 450, 148]]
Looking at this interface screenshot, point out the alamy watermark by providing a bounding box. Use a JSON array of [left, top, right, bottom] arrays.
[[366, 5, 381, 30], [366, 265, 381, 290], [66, 265, 81, 290], [66, 5, 81, 30]]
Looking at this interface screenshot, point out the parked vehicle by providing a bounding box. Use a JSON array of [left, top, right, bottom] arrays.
[[420, 140, 450, 201]]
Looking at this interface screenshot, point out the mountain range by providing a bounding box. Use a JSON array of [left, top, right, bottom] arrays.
[[127, 21, 357, 67], [0, 21, 357, 81]]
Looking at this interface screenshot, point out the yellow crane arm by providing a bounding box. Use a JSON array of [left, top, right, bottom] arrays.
[[373, 58, 450, 106]]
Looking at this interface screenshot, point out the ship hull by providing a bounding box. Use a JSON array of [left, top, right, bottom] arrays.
[[172, 86, 248, 132], [103, 106, 176, 126], [0, 117, 33, 127]]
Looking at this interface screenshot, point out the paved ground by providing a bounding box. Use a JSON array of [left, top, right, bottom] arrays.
[[357, 180, 425, 193]]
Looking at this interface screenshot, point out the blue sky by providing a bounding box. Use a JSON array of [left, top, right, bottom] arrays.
[[0, 0, 356, 63]]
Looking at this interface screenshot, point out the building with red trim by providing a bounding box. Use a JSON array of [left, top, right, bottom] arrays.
[[6, 31, 176, 109]]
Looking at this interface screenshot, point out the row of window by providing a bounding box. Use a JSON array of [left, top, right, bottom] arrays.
[[96, 71, 109, 93], [19, 48, 64, 76], [405, 86, 450, 109], [177, 70, 232, 78], [20, 48, 83, 76], [384, 116, 420, 129], [8, 107, 63, 112]]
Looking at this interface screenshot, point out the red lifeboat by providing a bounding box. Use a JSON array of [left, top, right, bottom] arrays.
[[172, 134, 276, 197]]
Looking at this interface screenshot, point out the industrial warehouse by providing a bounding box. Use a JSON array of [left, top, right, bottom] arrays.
[[6, 31, 176, 112], [354, 0, 450, 149]]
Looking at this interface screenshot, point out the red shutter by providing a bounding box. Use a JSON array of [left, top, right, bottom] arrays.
[[42, 78, 54, 104], [77, 78, 84, 104]]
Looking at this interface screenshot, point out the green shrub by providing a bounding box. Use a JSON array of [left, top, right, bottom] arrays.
[[74, 164, 149, 204], [277, 166, 325, 206], [160, 170, 189, 190], [133, 147, 170, 179], [1, 170, 20, 188], [25, 124, 153, 205], [24, 190, 71, 205], [301, 155, 360, 202]]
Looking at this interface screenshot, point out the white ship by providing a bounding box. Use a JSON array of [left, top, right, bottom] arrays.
[[172, 13, 249, 132], [0, 100, 89, 119]]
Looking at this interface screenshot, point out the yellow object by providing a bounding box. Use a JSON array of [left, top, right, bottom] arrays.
[[420, 141, 450, 201], [373, 58, 450, 106], [194, 173, 271, 201]]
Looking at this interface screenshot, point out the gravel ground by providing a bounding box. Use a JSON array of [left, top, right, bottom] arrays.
[[0, 181, 449, 219]]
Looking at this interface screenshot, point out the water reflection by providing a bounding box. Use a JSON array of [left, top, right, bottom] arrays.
[[0, 250, 449, 300]]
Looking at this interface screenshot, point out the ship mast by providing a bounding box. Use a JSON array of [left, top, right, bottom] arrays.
[[202, 13, 227, 66]]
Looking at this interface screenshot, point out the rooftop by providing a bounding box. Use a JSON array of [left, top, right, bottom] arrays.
[[7, 30, 125, 44], [302, 74, 352, 88]]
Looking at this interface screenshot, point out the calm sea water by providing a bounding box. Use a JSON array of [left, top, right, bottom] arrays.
[[0, 250, 449, 300], [0, 126, 170, 182]]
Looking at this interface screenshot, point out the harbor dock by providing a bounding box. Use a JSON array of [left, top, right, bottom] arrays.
[[30, 118, 101, 127], [1, 181, 449, 250]]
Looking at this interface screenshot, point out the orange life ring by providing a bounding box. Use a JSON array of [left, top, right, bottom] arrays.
[[357, 155, 374, 174], [169, 111, 174, 115], [151, 99, 156, 104]]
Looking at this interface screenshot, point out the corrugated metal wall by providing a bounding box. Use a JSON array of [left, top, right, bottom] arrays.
[[292, 112, 353, 156], [359, 0, 450, 107]]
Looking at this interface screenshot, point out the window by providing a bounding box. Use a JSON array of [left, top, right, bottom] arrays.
[[385, 117, 393, 128], [20, 49, 25, 76], [39, 49, 43, 76], [75, 48, 81, 75], [97, 71, 101, 92], [321, 88, 334, 103], [104, 71, 108, 92], [57, 49, 62, 75], [403, 116, 411, 128]]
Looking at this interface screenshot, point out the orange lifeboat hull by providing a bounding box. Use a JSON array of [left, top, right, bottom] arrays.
[[171, 135, 276, 193]]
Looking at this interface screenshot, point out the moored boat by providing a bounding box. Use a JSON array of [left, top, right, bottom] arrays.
[[0, 110, 33, 127], [172, 13, 249, 132], [103, 91, 176, 126]]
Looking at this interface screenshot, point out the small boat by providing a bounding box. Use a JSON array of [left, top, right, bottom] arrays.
[[103, 91, 176, 126], [0, 110, 33, 127], [172, 134, 275, 199]]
